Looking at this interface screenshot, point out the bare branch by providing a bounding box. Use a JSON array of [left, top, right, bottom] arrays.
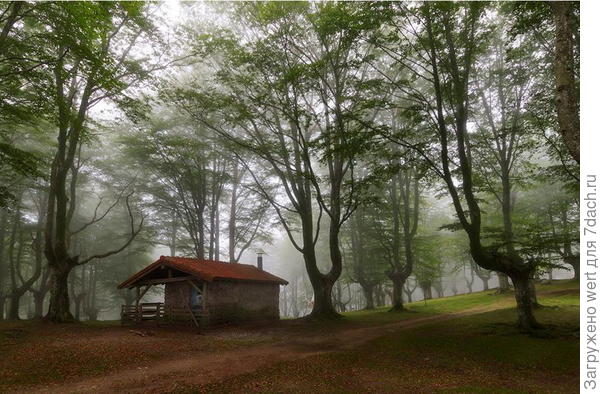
[[77, 193, 144, 266]]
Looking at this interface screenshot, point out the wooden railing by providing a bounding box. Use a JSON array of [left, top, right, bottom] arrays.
[[121, 302, 208, 326]]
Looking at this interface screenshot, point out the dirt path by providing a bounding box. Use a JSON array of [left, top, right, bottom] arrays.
[[25, 304, 501, 394]]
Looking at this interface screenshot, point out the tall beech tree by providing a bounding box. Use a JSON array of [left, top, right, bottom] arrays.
[[173, 2, 386, 317], [471, 21, 541, 302], [384, 3, 542, 329], [509, 2, 579, 167], [549, 2, 579, 164], [376, 156, 421, 311], [7, 189, 46, 319], [37, 3, 153, 322]]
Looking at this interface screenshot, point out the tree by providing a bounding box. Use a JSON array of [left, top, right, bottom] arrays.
[[382, 3, 542, 329], [345, 205, 387, 309], [471, 259, 492, 291], [508, 2, 579, 168], [516, 184, 579, 280], [172, 2, 387, 318], [549, 2, 579, 164], [35, 3, 154, 322], [385, 161, 421, 310], [120, 114, 213, 259], [0, 2, 47, 207], [224, 158, 274, 263], [7, 190, 45, 319], [470, 18, 542, 301]]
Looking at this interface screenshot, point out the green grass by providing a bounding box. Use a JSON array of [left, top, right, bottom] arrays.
[[340, 305, 434, 325], [405, 290, 502, 313], [304, 287, 506, 329], [191, 280, 580, 394]]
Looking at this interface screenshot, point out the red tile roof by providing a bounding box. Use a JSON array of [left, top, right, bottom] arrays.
[[118, 256, 288, 289]]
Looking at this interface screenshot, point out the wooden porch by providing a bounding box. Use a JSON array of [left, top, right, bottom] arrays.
[[120, 271, 209, 327], [121, 302, 209, 327]]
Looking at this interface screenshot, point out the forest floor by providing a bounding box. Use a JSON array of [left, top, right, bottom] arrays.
[[0, 280, 579, 394]]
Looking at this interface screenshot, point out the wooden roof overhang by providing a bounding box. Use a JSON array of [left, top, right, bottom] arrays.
[[118, 264, 197, 289], [118, 256, 289, 289]]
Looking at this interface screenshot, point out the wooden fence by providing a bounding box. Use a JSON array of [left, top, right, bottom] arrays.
[[121, 302, 208, 327]]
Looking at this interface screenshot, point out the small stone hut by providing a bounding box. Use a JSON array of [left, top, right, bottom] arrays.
[[117, 256, 288, 326]]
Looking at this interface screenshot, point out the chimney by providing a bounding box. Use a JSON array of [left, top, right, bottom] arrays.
[[257, 251, 264, 271]]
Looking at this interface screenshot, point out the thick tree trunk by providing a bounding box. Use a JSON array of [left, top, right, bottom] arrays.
[[32, 267, 51, 319], [482, 278, 489, 291], [389, 276, 405, 311], [565, 255, 579, 280], [551, 1, 579, 163], [361, 284, 375, 310], [304, 245, 339, 318], [45, 264, 75, 322], [511, 273, 541, 330], [529, 279, 541, 308], [374, 285, 383, 307], [310, 277, 337, 318], [305, 209, 342, 319]]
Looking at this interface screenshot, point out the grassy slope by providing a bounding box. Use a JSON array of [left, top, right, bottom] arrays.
[[194, 280, 580, 394], [0, 280, 579, 393]]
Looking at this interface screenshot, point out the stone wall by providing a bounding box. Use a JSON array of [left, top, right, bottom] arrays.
[[165, 281, 191, 308], [206, 280, 280, 324]]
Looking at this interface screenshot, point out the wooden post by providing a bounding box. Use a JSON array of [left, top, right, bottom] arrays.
[[155, 303, 160, 327], [187, 303, 200, 328]]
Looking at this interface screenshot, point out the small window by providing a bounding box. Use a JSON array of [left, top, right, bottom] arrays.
[[190, 285, 203, 309]]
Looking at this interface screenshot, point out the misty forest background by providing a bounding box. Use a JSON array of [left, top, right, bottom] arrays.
[[0, 1, 578, 327]]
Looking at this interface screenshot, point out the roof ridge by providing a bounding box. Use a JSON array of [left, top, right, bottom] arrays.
[[118, 256, 288, 289], [162, 256, 258, 267]]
